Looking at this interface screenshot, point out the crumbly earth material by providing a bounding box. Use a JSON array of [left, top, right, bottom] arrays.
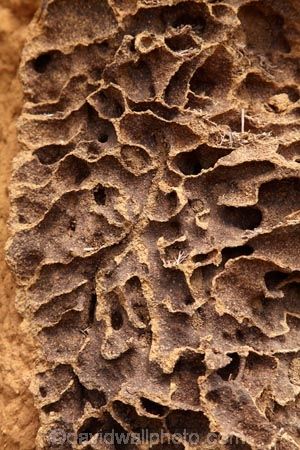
[[6, 0, 300, 449]]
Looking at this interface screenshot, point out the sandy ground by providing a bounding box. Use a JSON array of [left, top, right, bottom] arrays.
[[0, 1, 39, 449]]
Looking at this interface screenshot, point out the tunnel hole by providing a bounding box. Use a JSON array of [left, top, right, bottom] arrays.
[[239, 72, 275, 101], [32, 52, 53, 73], [161, 267, 193, 308], [280, 86, 300, 103], [34, 144, 72, 165], [222, 331, 232, 341], [39, 386, 47, 398], [165, 34, 197, 52], [97, 39, 109, 53], [113, 401, 138, 427], [129, 100, 178, 121], [221, 245, 254, 263], [238, 3, 291, 54], [126, 275, 141, 290], [140, 397, 168, 417], [235, 329, 246, 343], [74, 161, 90, 184], [191, 265, 214, 297], [206, 389, 221, 403], [190, 47, 232, 97], [166, 191, 178, 209], [98, 133, 109, 143], [78, 412, 128, 447], [217, 352, 240, 381], [77, 417, 102, 443], [154, 189, 179, 217], [278, 140, 300, 162], [132, 301, 150, 325], [125, 276, 150, 325], [170, 2, 207, 34], [190, 65, 216, 97], [59, 156, 91, 185], [69, 218, 76, 232], [246, 352, 275, 371], [259, 177, 300, 217], [166, 409, 210, 438], [93, 184, 106, 205], [88, 292, 97, 324], [184, 294, 195, 305], [193, 253, 211, 264], [264, 271, 289, 291], [175, 352, 206, 376], [18, 215, 27, 224], [176, 144, 232, 175], [86, 104, 117, 144], [92, 86, 125, 119], [89, 66, 103, 82], [164, 60, 191, 106], [192, 250, 218, 266], [83, 388, 106, 409], [174, 149, 202, 175], [111, 308, 123, 330], [220, 206, 262, 230]]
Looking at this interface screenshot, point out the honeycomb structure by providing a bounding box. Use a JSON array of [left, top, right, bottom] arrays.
[[6, 0, 300, 449]]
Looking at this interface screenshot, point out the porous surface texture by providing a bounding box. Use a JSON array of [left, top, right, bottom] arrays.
[[6, 0, 300, 449], [0, 1, 39, 449]]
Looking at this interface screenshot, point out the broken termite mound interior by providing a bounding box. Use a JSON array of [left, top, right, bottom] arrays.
[[7, 0, 300, 449]]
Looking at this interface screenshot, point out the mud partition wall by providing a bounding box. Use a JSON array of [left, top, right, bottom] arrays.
[[6, 1, 300, 449]]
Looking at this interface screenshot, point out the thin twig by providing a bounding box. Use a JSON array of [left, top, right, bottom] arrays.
[[241, 108, 245, 133]]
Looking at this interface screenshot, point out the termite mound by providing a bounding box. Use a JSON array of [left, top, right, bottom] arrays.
[[7, 1, 300, 449]]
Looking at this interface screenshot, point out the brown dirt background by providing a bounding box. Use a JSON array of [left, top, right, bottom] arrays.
[[0, 1, 39, 449]]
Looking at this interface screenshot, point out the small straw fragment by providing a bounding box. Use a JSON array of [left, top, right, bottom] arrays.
[[241, 108, 245, 133]]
